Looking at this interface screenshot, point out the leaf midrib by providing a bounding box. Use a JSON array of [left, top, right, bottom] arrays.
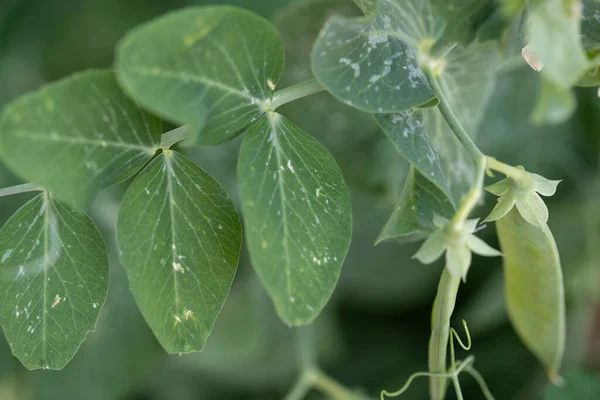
[[11, 131, 156, 153], [164, 153, 182, 336], [126, 66, 261, 103], [268, 115, 293, 318]]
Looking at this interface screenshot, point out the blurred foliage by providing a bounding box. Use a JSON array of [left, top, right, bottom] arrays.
[[0, 0, 599, 399]]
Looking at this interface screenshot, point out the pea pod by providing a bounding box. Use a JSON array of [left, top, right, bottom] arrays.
[[496, 208, 565, 383], [428, 268, 460, 400]]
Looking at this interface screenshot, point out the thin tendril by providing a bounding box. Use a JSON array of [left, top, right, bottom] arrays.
[[464, 366, 497, 400], [449, 320, 464, 400], [380, 356, 475, 400], [450, 320, 472, 351]]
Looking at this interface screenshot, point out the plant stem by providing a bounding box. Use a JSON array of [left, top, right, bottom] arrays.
[[286, 326, 358, 400], [312, 369, 358, 400], [424, 71, 483, 161], [485, 157, 526, 180], [296, 325, 317, 370], [285, 370, 314, 400], [450, 156, 486, 230], [270, 78, 326, 110], [423, 69, 487, 230], [0, 182, 42, 198], [160, 125, 193, 149]]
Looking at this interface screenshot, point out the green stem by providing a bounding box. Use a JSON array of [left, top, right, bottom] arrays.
[[270, 78, 325, 110], [0, 182, 42, 198], [450, 156, 486, 230], [312, 370, 358, 400], [485, 157, 526, 180], [160, 125, 193, 149], [285, 370, 314, 400], [296, 325, 317, 370], [428, 268, 461, 400], [424, 70, 483, 161], [284, 369, 357, 400], [423, 68, 487, 231]]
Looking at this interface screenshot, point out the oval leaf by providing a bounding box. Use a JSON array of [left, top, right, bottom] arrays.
[[0, 193, 109, 370], [117, 150, 241, 353], [238, 113, 352, 326], [116, 6, 284, 146], [311, 10, 436, 114], [0, 70, 162, 209], [496, 208, 566, 382]]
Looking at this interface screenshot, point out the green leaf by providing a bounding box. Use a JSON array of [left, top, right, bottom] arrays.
[[434, 41, 502, 138], [527, 0, 589, 89], [496, 208, 565, 382], [376, 110, 451, 197], [532, 78, 577, 125], [352, 0, 378, 18], [274, 0, 378, 158], [0, 193, 109, 370], [116, 6, 284, 146], [117, 150, 241, 353], [310, 0, 496, 114], [377, 167, 454, 244], [422, 107, 477, 204], [582, 0, 600, 51], [0, 70, 161, 209], [238, 113, 352, 326], [311, 1, 437, 114], [429, 0, 495, 45]]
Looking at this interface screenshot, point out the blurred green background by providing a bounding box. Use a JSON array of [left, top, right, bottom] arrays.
[[0, 0, 599, 399]]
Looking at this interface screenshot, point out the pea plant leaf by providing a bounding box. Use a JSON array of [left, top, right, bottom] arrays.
[[432, 41, 502, 139], [117, 150, 241, 354], [311, 0, 496, 114], [352, 0, 378, 17], [0, 70, 161, 209], [0, 193, 109, 370], [496, 208, 565, 382], [376, 167, 454, 244], [377, 41, 499, 207], [375, 109, 451, 197], [582, 0, 600, 52], [311, 1, 438, 114], [527, 0, 589, 89], [238, 113, 352, 326], [116, 6, 284, 146]]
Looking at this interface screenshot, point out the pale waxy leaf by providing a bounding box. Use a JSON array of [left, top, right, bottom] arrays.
[[376, 110, 451, 197], [0, 70, 161, 209], [527, 0, 589, 89], [496, 208, 566, 383], [116, 6, 284, 146], [377, 167, 454, 244], [581, 0, 600, 51], [117, 150, 241, 353], [422, 107, 476, 204], [238, 113, 352, 326], [352, 0, 378, 17], [0, 193, 109, 370], [311, 1, 437, 114], [433, 41, 502, 138]]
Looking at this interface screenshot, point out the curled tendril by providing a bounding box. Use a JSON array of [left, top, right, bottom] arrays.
[[380, 320, 496, 400], [380, 356, 475, 400]]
